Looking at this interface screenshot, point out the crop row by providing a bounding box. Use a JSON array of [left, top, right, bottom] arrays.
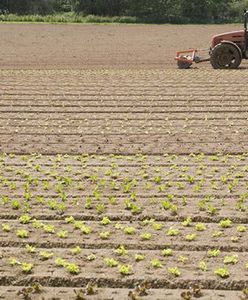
[[0, 218, 247, 251], [2, 153, 248, 164], [0, 154, 247, 220], [1, 247, 247, 285], [1, 196, 247, 224]]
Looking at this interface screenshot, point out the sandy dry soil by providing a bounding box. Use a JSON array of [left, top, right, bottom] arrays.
[[0, 287, 245, 300], [0, 69, 248, 155], [0, 154, 247, 299], [1, 23, 248, 69], [0, 24, 247, 299]]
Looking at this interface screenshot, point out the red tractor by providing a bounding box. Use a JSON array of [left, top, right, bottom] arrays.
[[175, 10, 248, 69]]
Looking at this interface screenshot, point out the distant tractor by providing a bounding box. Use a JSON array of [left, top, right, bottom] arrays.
[[175, 10, 248, 69]]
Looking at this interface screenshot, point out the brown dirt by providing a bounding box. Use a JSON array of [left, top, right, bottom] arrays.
[[0, 287, 244, 300], [0, 23, 248, 69], [0, 247, 247, 287], [0, 154, 247, 299], [1, 69, 248, 155], [0, 24, 247, 299]]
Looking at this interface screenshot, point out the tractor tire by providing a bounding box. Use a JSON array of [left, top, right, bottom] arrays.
[[210, 43, 242, 69], [177, 56, 192, 69]]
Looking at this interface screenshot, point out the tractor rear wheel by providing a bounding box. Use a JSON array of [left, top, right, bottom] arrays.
[[210, 43, 242, 69]]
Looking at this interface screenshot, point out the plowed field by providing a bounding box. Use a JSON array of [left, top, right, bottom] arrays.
[[0, 24, 247, 300], [1, 23, 248, 70]]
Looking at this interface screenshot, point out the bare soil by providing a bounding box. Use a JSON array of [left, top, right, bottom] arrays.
[[0, 24, 247, 299], [0, 154, 247, 299], [1, 23, 248, 69], [0, 287, 244, 300], [1, 69, 248, 155]]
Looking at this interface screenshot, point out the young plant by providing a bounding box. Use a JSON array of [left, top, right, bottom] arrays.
[[195, 223, 207, 231], [2, 224, 11, 232], [115, 222, 123, 230], [168, 267, 181, 277], [25, 244, 36, 253], [135, 254, 146, 262], [115, 245, 128, 256], [131, 203, 142, 215], [212, 231, 224, 238], [123, 227, 136, 235], [186, 175, 195, 184], [162, 248, 173, 256], [57, 230, 68, 238], [39, 251, 54, 260], [65, 216, 75, 224], [223, 255, 239, 265], [21, 262, 33, 273], [74, 221, 84, 230], [198, 261, 208, 271], [19, 214, 32, 224], [207, 249, 221, 257], [84, 281, 98, 295], [104, 257, 118, 267], [219, 219, 232, 228], [96, 203, 105, 214], [178, 255, 188, 263], [214, 267, 230, 278], [181, 217, 192, 227], [153, 176, 162, 184], [81, 225, 92, 235], [66, 263, 80, 275], [85, 198, 93, 209], [100, 217, 111, 225], [99, 231, 110, 240], [237, 225, 246, 232], [185, 233, 197, 241], [151, 258, 163, 268], [1, 196, 10, 205], [11, 200, 20, 210], [231, 236, 239, 243], [16, 229, 29, 238], [167, 227, 180, 236], [152, 223, 163, 230], [9, 257, 20, 266], [170, 205, 179, 216], [118, 264, 133, 276], [87, 254, 96, 261], [240, 288, 248, 300], [32, 219, 43, 229], [108, 196, 117, 205], [43, 224, 55, 234], [55, 257, 67, 267], [207, 205, 217, 215], [140, 233, 152, 240], [71, 246, 82, 255]]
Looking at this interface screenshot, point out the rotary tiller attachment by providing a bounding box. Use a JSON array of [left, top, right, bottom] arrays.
[[175, 49, 210, 69]]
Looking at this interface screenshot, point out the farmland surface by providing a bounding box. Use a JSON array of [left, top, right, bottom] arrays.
[[0, 24, 247, 300], [1, 23, 248, 69]]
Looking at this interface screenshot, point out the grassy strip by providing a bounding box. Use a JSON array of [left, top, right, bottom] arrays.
[[0, 13, 138, 24], [0, 13, 242, 25]]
